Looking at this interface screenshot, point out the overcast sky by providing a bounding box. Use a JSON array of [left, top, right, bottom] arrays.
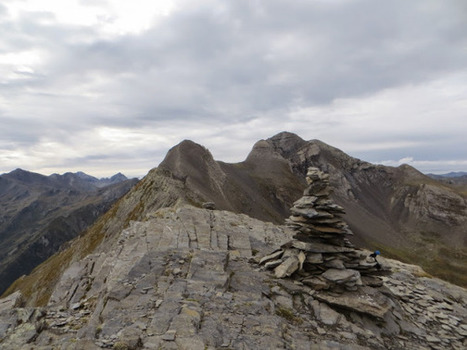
[[1, 0, 466, 178]]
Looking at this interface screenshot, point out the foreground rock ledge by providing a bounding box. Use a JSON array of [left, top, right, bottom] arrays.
[[0, 206, 465, 350]]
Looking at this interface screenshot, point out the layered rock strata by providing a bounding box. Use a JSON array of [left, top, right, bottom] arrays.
[[0, 206, 466, 349], [262, 167, 389, 291]]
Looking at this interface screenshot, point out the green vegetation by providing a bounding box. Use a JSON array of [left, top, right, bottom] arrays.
[[113, 342, 129, 350], [378, 241, 467, 288], [275, 306, 303, 324]]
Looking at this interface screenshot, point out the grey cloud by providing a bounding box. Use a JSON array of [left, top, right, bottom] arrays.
[[10, 0, 467, 119], [0, 4, 7, 18], [1, 0, 466, 175], [0, 117, 43, 147]]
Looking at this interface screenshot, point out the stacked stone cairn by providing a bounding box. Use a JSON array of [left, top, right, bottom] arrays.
[[260, 167, 389, 292]]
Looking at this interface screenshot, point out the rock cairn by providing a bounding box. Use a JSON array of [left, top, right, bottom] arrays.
[[261, 167, 388, 292]]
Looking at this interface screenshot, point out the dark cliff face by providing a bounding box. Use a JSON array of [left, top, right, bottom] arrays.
[[0, 170, 138, 294], [158, 132, 467, 286]]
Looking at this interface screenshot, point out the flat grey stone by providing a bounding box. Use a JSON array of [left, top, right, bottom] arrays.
[[259, 250, 284, 265], [291, 240, 354, 253], [312, 300, 341, 326], [315, 286, 393, 320], [322, 269, 360, 284], [162, 330, 176, 341]]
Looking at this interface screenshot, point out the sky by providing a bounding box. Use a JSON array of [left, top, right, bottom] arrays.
[[0, 0, 466, 178]]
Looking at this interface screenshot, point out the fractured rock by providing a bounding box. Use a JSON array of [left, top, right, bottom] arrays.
[[259, 250, 284, 265], [0, 291, 23, 312], [312, 300, 341, 326], [274, 256, 299, 278], [315, 286, 393, 320], [322, 269, 362, 285]]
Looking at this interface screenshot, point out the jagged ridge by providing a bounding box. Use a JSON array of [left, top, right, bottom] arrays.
[[0, 133, 466, 349]]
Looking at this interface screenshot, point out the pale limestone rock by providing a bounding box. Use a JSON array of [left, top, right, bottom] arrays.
[[264, 259, 283, 269], [274, 256, 299, 278], [0, 291, 23, 312], [302, 277, 330, 290], [1, 205, 466, 350], [312, 300, 341, 326], [322, 269, 361, 284], [306, 253, 324, 264], [298, 251, 306, 270]]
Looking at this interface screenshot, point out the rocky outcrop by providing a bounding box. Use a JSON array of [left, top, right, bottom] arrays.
[[0, 205, 466, 349], [1, 133, 466, 348], [152, 133, 467, 286]]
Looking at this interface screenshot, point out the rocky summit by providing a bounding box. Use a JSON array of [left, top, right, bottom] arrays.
[[0, 135, 466, 349], [0, 202, 466, 348]]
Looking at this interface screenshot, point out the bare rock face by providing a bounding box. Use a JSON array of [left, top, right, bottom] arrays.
[[0, 204, 467, 350], [0, 291, 23, 312], [0, 135, 466, 349], [154, 133, 467, 286], [0, 204, 466, 349]]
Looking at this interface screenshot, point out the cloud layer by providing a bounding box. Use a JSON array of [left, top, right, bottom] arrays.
[[1, 0, 466, 177]]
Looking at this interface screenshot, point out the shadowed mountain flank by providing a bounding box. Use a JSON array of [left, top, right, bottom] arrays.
[[0, 170, 138, 294]]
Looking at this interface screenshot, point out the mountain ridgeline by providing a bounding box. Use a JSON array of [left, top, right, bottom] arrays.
[[1, 132, 466, 349], [0, 169, 138, 294], [157, 132, 467, 286]]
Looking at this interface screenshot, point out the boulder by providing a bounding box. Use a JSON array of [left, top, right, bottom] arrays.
[[315, 286, 393, 320]]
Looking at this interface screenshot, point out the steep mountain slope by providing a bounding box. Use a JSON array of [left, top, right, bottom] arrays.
[[0, 169, 138, 294], [158, 139, 305, 224], [158, 132, 467, 286], [274, 133, 467, 286], [1, 203, 466, 348], [1, 139, 466, 348]]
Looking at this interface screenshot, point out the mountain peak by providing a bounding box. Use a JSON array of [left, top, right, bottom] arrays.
[[109, 172, 127, 182], [159, 139, 215, 172], [4, 168, 48, 184], [267, 132, 307, 159]]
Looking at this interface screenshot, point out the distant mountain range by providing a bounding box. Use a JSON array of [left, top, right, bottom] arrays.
[[427, 172, 467, 195], [0, 169, 138, 294], [429, 171, 467, 178]]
